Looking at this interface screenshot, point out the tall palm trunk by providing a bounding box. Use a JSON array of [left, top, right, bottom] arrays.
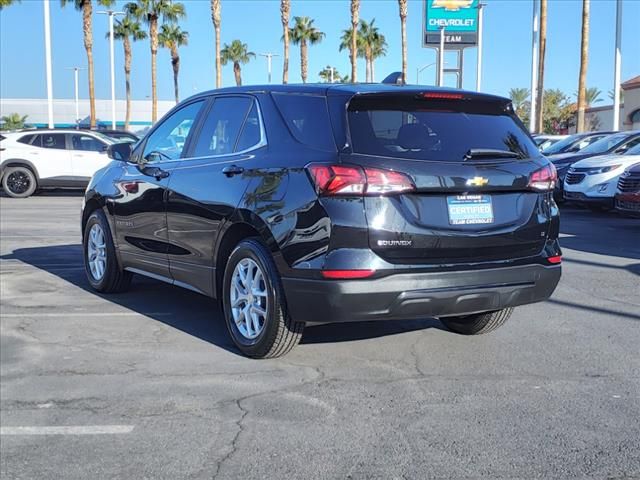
[[82, 1, 96, 128], [171, 45, 180, 103], [211, 0, 221, 88], [535, 0, 547, 133], [371, 59, 375, 82], [399, 0, 407, 84], [350, 0, 359, 83], [300, 39, 308, 83], [576, 0, 590, 132], [150, 17, 158, 123], [233, 62, 242, 86], [364, 47, 371, 83], [281, 0, 290, 83], [123, 36, 132, 131]]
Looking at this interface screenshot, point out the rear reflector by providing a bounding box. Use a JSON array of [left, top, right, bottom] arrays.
[[321, 269, 376, 279], [307, 164, 415, 197], [529, 164, 557, 191], [546, 255, 562, 264]]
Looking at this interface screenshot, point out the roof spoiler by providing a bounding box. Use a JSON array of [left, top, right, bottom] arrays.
[[381, 72, 405, 85]]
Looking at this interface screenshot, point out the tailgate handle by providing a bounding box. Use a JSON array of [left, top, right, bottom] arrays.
[[222, 165, 244, 177]]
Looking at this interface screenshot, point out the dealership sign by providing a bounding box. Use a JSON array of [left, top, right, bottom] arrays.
[[424, 0, 479, 46]]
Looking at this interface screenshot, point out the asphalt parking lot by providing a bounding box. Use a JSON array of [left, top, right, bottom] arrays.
[[1, 194, 639, 479]]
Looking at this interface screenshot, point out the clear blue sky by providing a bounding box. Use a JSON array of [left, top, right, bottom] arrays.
[[1, 0, 639, 103]]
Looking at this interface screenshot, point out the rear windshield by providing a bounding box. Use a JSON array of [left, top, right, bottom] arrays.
[[348, 95, 536, 161]]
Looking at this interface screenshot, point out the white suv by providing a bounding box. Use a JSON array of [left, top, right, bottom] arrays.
[[563, 141, 640, 210], [0, 129, 115, 198]]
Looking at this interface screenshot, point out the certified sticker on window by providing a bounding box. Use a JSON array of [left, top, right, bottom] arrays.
[[447, 194, 494, 225]]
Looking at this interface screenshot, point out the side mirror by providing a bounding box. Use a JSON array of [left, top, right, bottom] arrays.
[[107, 142, 133, 162]]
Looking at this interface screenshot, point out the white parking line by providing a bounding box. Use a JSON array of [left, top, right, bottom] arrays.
[[2, 312, 172, 317], [0, 425, 135, 435]]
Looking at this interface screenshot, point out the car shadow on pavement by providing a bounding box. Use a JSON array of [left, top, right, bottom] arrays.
[[1, 244, 445, 355]]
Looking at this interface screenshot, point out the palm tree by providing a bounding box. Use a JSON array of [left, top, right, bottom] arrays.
[[576, 0, 590, 132], [61, 0, 115, 129], [220, 40, 255, 86], [398, 0, 407, 84], [111, 16, 146, 131], [280, 0, 290, 84], [289, 17, 325, 84], [210, 0, 221, 88], [350, 0, 360, 83], [340, 20, 386, 83], [509, 87, 530, 119], [535, 0, 547, 133], [159, 24, 188, 103], [1, 113, 28, 130], [125, 0, 186, 123], [584, 87, 602, 106], [318, 66, 347, 83], [0, 0, 21, 8]]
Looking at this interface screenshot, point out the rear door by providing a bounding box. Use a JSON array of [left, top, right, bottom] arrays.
[[165, 95, 266, 295], [344, 92, 551, 265], [30, 133, 73, 181], [69, 133, 111, 179]]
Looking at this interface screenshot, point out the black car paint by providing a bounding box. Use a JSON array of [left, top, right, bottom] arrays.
[[83, 84, 561, 324]]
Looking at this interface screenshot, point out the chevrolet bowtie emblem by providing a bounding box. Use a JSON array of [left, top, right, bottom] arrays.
[[466, 176, 489, 187], [431, 0, 474, 11]]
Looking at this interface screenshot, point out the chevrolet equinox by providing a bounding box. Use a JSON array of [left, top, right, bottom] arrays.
[[82, 84, 562, 358]]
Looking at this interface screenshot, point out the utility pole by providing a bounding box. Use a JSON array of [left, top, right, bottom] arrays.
[[259, 53, 280, 84], [98, 10, 125, 130], [65, 67, 86, 128], [43, 0, 54, 129], [529, 0, 540, 133], [476, 3, 485, 91], [612, 0, 622, 130]]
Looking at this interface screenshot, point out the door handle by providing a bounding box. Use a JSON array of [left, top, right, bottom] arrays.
[[141, 165, 170, 181], [222, 165, 244, 177]]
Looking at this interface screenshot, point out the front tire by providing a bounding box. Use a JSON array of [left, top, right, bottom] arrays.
[[2, 166, 37, 198], [440, 308, 513, 335], [222, 238, 304, 358], [83, 209, 132, 293]]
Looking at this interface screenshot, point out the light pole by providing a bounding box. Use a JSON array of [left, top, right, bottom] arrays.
[[65, 67, 86, 128], [98, 10, 125, 129], [438, 27, 445, 87], [416, 62, 437, 84], [259, 53, 280, 84], [612, 0, 622, 130], [529, 0, 540, 133], [476, 3, 485, 92], [43, 0, 54, 129]]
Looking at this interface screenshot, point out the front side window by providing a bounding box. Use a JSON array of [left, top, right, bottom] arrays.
[[192, 97, 254, 157], [70, 134, 106, 152], [37, 133, 66, 150], [142, 100, 204, 161], [617, 136, 640, 154], [580, 133, 628, 155]]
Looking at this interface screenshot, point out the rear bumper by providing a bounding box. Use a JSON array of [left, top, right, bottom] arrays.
[[282, 263, 561, 324]]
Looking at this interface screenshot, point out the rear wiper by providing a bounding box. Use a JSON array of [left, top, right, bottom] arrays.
[[464, 148, 523, 160]]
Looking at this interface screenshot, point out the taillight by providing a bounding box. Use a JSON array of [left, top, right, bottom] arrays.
[[307, 164, 415, 196], [528, 164, 557, 191]]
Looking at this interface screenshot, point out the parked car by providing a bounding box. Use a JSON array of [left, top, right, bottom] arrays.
[[534, 134, 567, 151], [614, 162, 640, 217], [94, 129, 140, 143], [563, 142, 640, 209], [81, 84, 561, 358], [549, 131, 640, 201], [542, 131, 615, 156], [0, 129, 115, 198]]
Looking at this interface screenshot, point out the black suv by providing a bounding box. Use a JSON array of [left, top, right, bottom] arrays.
[[82, 84, 561, 358]]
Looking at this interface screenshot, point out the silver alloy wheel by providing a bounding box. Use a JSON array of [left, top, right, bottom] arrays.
[[230, 258, 268, 340], [87, 223, 107, 281]]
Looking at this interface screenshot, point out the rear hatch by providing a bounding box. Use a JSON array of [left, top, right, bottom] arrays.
[[344, 92, 552, 265]]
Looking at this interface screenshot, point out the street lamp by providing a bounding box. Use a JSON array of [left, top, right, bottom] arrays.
[[97, 10, 125, 130], [258, 53, 280, 84], [416, 62, 436, 84], [43, 0, 54, 129], [65, 66, 86, 128]]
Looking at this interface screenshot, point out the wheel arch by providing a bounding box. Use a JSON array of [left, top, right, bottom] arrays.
[[0, 159, 40, 183]]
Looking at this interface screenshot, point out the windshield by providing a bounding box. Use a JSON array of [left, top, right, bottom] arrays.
[[579, 133, 628, 155], [91, 131, 117, 144], [348, 96, 536, 161], [542, 135, 582, 154]]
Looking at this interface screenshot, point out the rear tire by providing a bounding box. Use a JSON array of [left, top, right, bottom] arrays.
[[440, 308, 513, 335], [2, 166, 37, 198], [83, 209, 132, 293], [222, 238, 304, 358]]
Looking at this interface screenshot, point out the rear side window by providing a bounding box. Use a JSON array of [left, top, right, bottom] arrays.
[[35, 133, 66, 150], [17, 134, 36, 145], [272, 93, 335, 151], [348, 95, 535, 161], [192, 96, 253, 157]]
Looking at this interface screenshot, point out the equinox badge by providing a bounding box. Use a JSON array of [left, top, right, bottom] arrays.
[[466, 176, 489, 187]]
